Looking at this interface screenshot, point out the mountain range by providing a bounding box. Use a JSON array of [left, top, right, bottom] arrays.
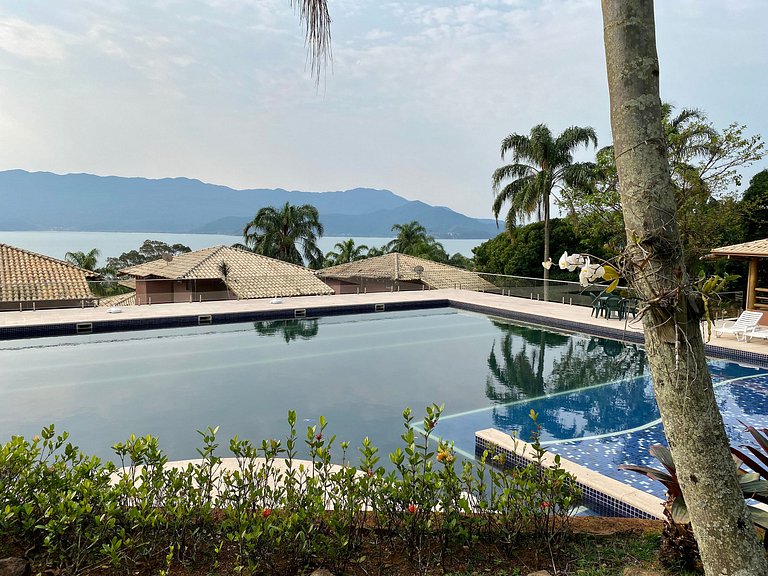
[[0, 170, 499, 239]]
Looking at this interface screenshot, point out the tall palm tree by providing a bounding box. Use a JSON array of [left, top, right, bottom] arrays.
[[491, 124, 597, 289], [242, 202, 324, 268], [386, 221, 446, 261], [324, 238, 369, 266], [64, 248, 101, 271]]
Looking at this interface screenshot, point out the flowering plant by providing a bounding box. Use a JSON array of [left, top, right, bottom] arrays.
[[552, 251, 622, 290]]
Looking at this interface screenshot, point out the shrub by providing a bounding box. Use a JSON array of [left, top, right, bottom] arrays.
[[0, 407, 582, 575]]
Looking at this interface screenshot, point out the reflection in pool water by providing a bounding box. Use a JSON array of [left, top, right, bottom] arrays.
[[433, 320, 768, 497]]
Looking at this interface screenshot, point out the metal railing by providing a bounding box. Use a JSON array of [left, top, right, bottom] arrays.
[[0, 276, 747, 314]]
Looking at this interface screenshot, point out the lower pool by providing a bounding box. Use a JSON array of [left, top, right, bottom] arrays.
[[1, 308, 766, 499]]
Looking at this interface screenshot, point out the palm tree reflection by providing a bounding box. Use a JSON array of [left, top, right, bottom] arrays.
[[253, 319, 319, 343], [485, 320, 652, 441]]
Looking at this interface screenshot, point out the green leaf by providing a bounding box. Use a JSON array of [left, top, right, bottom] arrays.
[[670, 496, 690, 524], [603, 265, 620, 281], [649, 444, 676, 474], [747, 505, 768, 530], [605, 278, 620, 293]]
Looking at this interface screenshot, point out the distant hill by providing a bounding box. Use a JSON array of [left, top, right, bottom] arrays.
[[0, 170, 498, 239]]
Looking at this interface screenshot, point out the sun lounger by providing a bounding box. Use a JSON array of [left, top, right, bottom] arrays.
[[745, 326, 768, 342], [714, 311, 764, 341]]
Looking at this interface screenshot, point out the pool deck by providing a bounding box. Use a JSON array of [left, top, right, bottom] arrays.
[[2, 289, 767, 363]]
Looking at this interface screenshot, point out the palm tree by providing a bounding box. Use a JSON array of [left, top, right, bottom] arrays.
[[491, 124, 597, 290], [386, 221, 447, 261], [324, 238, 369, 266], [242, 202, 324, 268], [64, 248, 101, 271], [387, 221, 428, 253]]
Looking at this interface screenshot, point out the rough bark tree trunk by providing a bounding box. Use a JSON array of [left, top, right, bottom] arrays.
[[601, 1, 768, 574], [543, 189, 551, 301]]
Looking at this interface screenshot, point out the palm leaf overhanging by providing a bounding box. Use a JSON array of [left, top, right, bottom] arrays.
[[290, 0, 332, 83]]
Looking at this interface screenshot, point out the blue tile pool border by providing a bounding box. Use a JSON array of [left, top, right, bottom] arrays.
[[2, 295, 768, 369], [475, 429, 664, 520]]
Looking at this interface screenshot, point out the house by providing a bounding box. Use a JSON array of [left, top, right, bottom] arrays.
[[119, 245, 334, 304], [318, 252, 497, 294], [0, 243, 98, 310]]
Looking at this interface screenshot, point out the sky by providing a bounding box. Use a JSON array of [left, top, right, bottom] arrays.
[[0, 1, 765, 219]]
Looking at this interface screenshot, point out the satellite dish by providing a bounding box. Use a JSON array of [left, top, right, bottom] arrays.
[[161, 252, 173, 263]]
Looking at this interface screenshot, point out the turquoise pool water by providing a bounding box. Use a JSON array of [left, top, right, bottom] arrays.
[[1, 308, 767, 498]]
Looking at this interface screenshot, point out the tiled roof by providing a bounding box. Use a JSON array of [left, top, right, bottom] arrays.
[[97, 291, 137, 307], [0, 243, 97, 303], [318, 253, 497, 291], [710, 238, 768, 258], [120, 245, 333, 298]]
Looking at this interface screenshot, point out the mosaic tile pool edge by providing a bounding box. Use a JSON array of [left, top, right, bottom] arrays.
[[475, 429, 664, 520]]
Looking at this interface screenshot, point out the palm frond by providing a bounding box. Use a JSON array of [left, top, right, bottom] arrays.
[[290, 0, 332, 84], [492, 176, 533, 222], [492, 163, 537, 191]]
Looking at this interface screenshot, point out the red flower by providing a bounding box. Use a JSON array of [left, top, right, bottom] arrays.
[[367, 468, 373, 477], [262, 508, 272, 518], [540, 501, 550, 509], [315, 433, 323, 441], [408, 503, 417, 514]]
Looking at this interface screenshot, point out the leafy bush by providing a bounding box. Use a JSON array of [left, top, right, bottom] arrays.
[[0, 407, 582, 575]]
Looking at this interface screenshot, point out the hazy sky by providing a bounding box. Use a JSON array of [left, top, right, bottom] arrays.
[[0, 1, 765, 218]]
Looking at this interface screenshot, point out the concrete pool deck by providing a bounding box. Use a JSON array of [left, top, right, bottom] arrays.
[[2, 288, 767, 364]]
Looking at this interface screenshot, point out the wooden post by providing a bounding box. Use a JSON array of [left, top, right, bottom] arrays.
[[747, 258, 758, 310]]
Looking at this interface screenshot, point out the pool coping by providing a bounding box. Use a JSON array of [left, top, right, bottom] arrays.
[[475, 429, 665, 520]]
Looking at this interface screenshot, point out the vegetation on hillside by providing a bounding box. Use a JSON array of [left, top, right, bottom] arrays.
[[104, 240, 192, 274]]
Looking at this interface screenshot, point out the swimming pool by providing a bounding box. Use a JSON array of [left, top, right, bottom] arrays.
[[2, 308, 767, 498]]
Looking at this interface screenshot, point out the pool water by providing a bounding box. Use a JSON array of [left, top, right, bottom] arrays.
[[1, 309, 767, 498]]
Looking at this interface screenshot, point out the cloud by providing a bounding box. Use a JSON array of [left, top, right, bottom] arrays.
[[0, 18, 70, 61]]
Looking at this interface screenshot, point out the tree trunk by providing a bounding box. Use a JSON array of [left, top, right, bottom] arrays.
[[543, 190, 551, 301], [601, 1, 767, 574]]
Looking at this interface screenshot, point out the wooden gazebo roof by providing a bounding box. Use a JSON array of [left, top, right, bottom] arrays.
[[709, 239, 768, 259], [708, 238, 768, 311]]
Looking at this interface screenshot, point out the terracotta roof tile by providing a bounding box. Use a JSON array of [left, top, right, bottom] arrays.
[[0, 243, 97, 303], [319, 253, 496, 291], [120, 245, 333, 298], [97, 292, 137, 307]]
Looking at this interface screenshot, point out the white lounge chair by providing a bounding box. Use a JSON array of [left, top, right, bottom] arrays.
[[745, 325, 768, 342], [714, 310, 764, 341]]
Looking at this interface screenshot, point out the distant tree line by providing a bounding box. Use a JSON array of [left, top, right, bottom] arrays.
[[234, 202, 474, 270]]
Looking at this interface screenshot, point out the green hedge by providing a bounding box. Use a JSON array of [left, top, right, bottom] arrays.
[[0, 406, 580, 575]]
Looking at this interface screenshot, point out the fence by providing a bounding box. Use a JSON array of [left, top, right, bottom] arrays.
[[0, 275, 746, 316]]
